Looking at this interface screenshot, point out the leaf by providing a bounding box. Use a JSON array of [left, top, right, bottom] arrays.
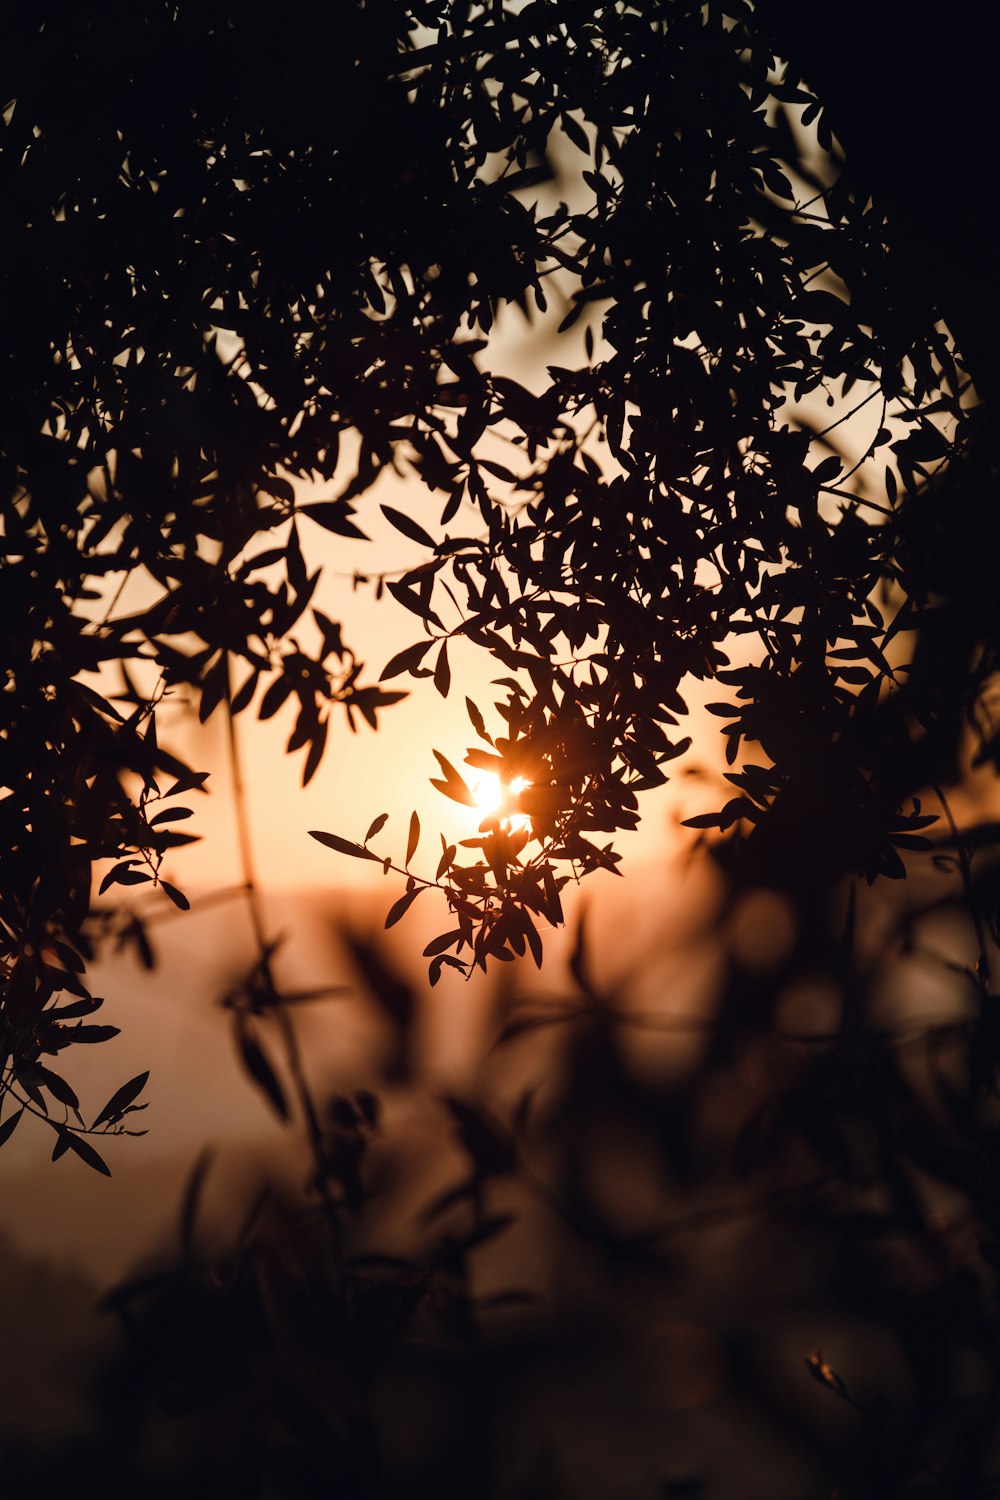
[[36, 1064, 80, 1111], [300, 500, 368, 539], [160, 881, 190, 910], [662, 733, 692, 761], [259, 673, 293, 720], [235, 1020, 288, 1121], [65, 1133, 111, 1177], [424, 929, 463, 958], [891, 832, 933, 851], [94, 1071, 149, 1128], [466, 696, 490, 742], [430, 750, 477, 807], [164, 769, 210, 798], [681, 811, 728, 829], [380, 640, 433, 680], [758, 154, 794, 199], [812, 455, 842, 485], [428, 954, 467, 986], [229, 669, 260, 715], [0, 1108, 24, 1149], [198, 653, 228, 722], [524, 915, 543, 968], [14, 1067, 45, 1111], [241, 546, 286, 574], [45, 994, 103, 1021], [385, 887, 421, 929], [150, 806, 194, 825], [406, 810, 420, 866], [560, 111, 589, 153], [302, 720, 327, 786], [386, 579, 445, 630], [313, 608, 345, 660], [98, 860, 139, 895], [381, 505, 435, 548], [62, 1024, 120, 1044], [464, 748, 505, 773], [479, 458, 516, 482], [433, 640, 451, 697], [365, 812, 389, 843], [308, 830, 379, 861]]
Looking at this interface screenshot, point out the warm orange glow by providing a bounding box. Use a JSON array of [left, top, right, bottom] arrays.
[[470, 772, 533, 832]]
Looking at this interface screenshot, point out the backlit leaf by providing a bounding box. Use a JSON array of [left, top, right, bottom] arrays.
[[66, 1133, 111, 1177], [385, 887, 421, 929], [94, 1071, 149, 1128], [0, 1108, 24, 1149], [381, 505, 435, 548], [406, 810, 420, 866], [309, 830, 379, 861], [365, 812, 390, 843]]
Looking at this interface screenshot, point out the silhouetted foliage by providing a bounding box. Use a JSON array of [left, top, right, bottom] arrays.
[[4, 0, 995, 1151], [5, 7, 1000, 1487]]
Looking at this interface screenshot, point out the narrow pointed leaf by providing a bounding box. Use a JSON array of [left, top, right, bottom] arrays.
[[308, 830, 379, 861], [365, 812, 390, 843], [381, 505, 435, 548], [94, 1071, 149, 1128], [385, 887, 421, 929], [66, 1133, 111, 1176], [433, 641, 451, 697], [0, 1108, 24, 1149]]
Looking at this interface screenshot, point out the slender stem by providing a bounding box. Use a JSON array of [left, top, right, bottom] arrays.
[[0, 1070, 127, 1139], [224, 657, 266, 954], [814, 387, 883, 442], [223, 655, 342, 1258]]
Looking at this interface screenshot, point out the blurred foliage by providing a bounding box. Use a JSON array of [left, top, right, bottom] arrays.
[[7, 875, 1000, 1496]]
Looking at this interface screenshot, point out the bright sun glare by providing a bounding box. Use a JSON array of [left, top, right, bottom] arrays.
[[470, 773, 533, 832]]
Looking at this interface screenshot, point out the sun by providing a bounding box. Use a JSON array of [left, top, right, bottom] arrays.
[[470, 772, 533, 833]]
